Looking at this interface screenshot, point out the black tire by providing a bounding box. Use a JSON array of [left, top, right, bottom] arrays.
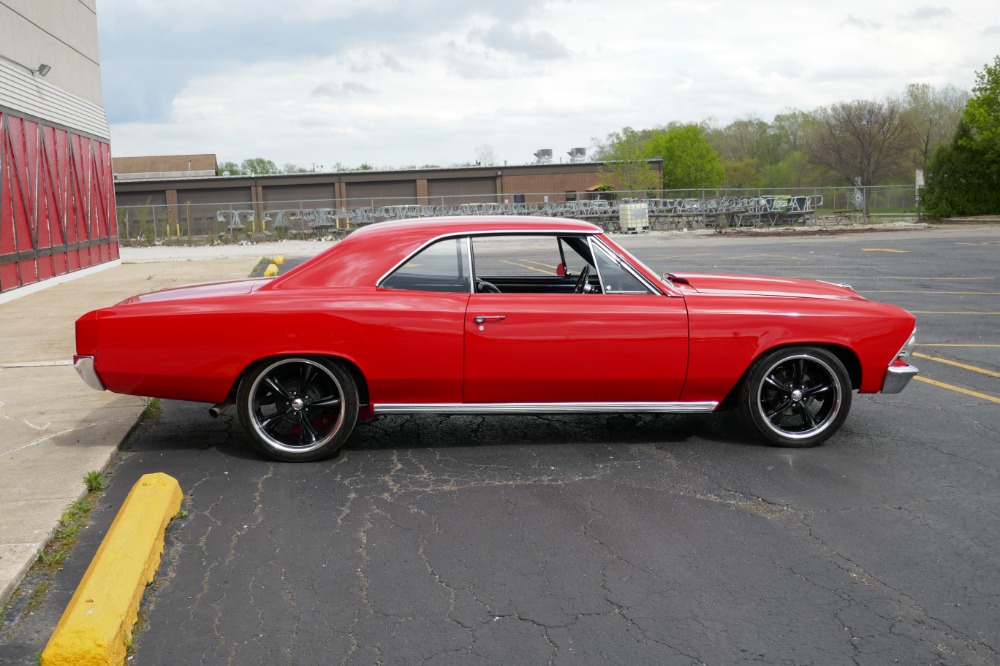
[[236, 356, 358, 462], [739, 346, 852, 447]]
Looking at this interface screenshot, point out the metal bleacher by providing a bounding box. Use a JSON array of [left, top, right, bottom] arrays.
[[235, 193, 823, 236]]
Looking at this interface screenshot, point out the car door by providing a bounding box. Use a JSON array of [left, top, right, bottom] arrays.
[[463, 235, 689, 404]]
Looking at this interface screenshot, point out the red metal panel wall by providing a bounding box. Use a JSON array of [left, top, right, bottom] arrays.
[[0, 110, 119, 293]]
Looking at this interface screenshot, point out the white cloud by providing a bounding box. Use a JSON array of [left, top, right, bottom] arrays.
[[98, 0, 1000, 168]]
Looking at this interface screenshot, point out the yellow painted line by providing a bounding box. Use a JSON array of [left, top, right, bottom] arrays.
[[521, 259, 559, 270], [498, 259, 553, 275], [43, 473, 182, 666], [913, 352, 1000, 378], [860, 290, 1000, 295], [862, 248, 910, 253], [910, 311, 1000, 315], [914, 376, 1000, 404], [810, 277, 993, 281], [664, 266, 890, 270], [917, 343, 1000, 348]]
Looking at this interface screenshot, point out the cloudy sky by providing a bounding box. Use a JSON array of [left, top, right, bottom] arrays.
[[97, 0, 1000, 170]]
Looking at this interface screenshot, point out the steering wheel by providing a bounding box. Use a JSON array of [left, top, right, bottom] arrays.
[[574, 265, 591, 293], [476, 279, 501, 294]]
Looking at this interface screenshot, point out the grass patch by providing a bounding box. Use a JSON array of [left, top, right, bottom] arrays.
[[84, 470, 105, 493], [141, 397, 163, 420], [250, 256, 272, 276], [25, 581, 49, 613], [36, 495, 95, 572]]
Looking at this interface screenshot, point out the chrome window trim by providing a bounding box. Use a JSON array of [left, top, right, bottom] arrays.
[[464, 236, 474, 291], [373, 401, 718, 415], [588, 237, 663, 295], [376, 229, 595, 289]]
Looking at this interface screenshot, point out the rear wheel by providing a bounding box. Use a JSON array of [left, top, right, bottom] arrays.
[[237, 357, 358, 462], [739, 347, 851, 447]]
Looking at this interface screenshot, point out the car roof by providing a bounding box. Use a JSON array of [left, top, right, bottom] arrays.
[[350, 215, 601, 238], [269, 216, 602, 290]]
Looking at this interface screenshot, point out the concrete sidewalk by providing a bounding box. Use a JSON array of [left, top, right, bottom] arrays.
[[0, 252, 270, 607]]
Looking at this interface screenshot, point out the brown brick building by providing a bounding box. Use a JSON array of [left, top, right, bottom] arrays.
[[111, 157, 663, 237]]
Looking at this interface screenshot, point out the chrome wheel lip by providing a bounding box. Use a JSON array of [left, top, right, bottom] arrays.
[[754, 353, 842, 441], [247, 358, 346, 455]]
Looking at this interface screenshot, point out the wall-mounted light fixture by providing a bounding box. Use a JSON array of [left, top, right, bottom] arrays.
[[33, 63, 51, 77]]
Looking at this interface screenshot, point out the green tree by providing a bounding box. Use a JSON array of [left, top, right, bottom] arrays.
[[961, 55, 1000, 161], [644, 124, 724, 190], [217, 161, 240, 176], [707, 116, 781, 165], [240, 157, 280, 175], [595, 127, 661, 193], [922, 122, 1000, 216], [922, 56, 1000, 217], [722, 158, 764, 188]]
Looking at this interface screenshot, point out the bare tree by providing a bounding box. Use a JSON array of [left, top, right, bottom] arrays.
[[900, 83, 969, 172], [806, 99, 915, 217], [475, 144, 498, 167]]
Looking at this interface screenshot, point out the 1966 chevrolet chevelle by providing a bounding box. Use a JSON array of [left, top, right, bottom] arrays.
[[74, 216, 918, 461]]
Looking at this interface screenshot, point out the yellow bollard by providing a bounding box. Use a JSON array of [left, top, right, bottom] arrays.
[[263, 263, 279, 277]]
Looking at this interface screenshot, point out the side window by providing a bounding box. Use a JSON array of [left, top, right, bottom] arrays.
[[471, 235, 565, 276], [591, 242, 651, 294], [381, 238, 471, 293]]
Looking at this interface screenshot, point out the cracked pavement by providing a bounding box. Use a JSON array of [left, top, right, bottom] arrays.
[[6, 386, 997, 666], [2, 228, 998, 664]]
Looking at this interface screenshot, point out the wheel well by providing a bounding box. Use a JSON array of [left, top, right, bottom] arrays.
[[716, 343, 862, 411], [229, 354, 371, 407]]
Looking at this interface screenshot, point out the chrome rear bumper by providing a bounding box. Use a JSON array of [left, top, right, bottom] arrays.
[[73, 355, 106, 391]]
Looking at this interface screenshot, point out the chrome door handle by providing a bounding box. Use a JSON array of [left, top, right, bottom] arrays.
[[474, 315, 507, 324]]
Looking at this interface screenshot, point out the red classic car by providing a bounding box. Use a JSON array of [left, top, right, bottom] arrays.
[[74, 217, 918, 461]]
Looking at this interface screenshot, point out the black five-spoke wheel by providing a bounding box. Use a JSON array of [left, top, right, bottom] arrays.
[[237, 357, 358, 461], [740, 346, 852, 447]]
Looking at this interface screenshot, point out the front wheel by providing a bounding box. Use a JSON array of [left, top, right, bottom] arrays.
[[739, 347, 852, 447], [237, 357, 358, 462]]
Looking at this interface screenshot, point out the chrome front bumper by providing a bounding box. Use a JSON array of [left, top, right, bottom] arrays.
[[73, 355, 106, 391], [882, 362, 918, 394]]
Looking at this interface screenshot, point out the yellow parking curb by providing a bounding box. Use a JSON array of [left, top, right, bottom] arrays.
[[41, 473, 182, 666]]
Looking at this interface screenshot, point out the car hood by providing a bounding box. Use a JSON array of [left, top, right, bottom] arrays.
[[666, 272, 863, 300], [116, 278, 271, 305]]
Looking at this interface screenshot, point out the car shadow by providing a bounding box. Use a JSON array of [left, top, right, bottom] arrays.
[[118, 400, 766, 461]]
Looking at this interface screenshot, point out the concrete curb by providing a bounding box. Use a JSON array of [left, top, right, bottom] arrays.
[[40, 473, 182, 666]]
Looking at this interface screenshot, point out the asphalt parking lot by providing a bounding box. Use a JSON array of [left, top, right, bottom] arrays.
[[2, 226, 998, 665]]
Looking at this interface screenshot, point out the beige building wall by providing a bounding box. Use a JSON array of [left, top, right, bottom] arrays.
[[0, 0, 103, 106]]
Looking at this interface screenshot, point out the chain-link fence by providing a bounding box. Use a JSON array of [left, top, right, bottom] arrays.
[[116, 185, 917, 245]]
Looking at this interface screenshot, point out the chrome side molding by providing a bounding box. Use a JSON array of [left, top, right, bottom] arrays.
[[373, 401, 718, 415]]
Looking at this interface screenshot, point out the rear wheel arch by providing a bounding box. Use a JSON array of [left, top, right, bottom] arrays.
[[233, 354, 370, 462], [231, 353, 371, 406]]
